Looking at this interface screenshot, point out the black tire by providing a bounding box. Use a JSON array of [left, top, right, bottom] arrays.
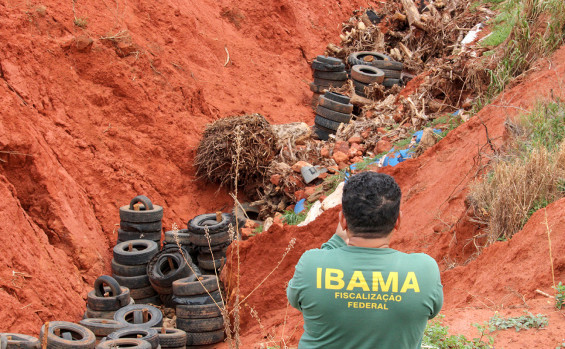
[[94, 276, 122, 297], [172, 275, 219, 297], [108, 328, 158, 349], [315, 55, 342, 65], [198, 242, 229, 254], [40, 322, 96, 349], [134, 295, 162, 306], [318, 95, 353, 114], [323, 91, 350, 104], [311, 61, 346, 72], [119, 196, 163, 223], [151, 328, 186, 348], [176, 316, 224, 332], [383, 78, 402, 87], [129, 286, 157, 299], [233, 203, 261, 228], [120, 221, 162, 234], [175, 302, 224, 319], [147, 252, 193, 289], [111, 259, 147, 277], [187, 213, 233, 235], [316, 106, 351, 124], [313, 70, 348, 80], [172, 290, 222, 306], [309, 82, 326, 94], [314, 115, 343, 131], [113, 240, 159, 266], [347, 51, 403, 71], [78, 319, 126, 338], [379, 68, 401, 79], [185, 330, 225, 346], [312, 126, 332, 140], [113, 305, 163, 328], [118, 229, 161, 242], [351, 65, 385, 84], [87, 287, 130, 311], [1, 334, 40, 349], [163, 230, 190, 244], [188, 231, 230, 247], [113, 274, 151, 289], [197, 253, 226, 271], [85, 307, 115, 320], [96, 339, 151, 349], [312, 78, 346, 88]]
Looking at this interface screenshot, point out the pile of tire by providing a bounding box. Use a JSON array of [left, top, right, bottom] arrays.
[[84, 275, 132, 320], [112, 239, 160, 304], [187, 213, 233, 274], [118, 195, 163, 245], [309, 55, 347, 108], [313, 91, 353, 140], [350, 65, 385, 98], [347, 51, 403, 90], [147, 245, 195, 307], [38, 321, 96, 349], [173, 275, 225, 346]]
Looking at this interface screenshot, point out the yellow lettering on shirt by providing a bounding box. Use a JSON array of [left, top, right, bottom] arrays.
[[346, 271, 370, 291], [372, 272, 398, 292], [325, 268, 345, 289], [317, 268, 322, 289], [400, 272, 420, 293]]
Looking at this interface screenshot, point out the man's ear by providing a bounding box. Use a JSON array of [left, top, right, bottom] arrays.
[[394, 211, 402, 230], [340, 210, 348, 230]]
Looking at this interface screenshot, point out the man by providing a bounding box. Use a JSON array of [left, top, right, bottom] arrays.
[[287, 172, 443, 349]]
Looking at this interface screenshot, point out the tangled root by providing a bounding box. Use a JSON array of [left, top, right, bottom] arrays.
[[194, 114, 278, 190]]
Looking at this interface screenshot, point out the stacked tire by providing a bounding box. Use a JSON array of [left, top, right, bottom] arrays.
[[106, 328, 159, 349], [84, 275, 132, 320], [112, 304, 163, 327], [79, 319, 126, 341], [147, 245, 195, 307], [118, 195, 163, 245], [39, 322, 96, 349], [350, 65, 385, 98], [0, 334, 40, 349], [347, 51, 403, 89], [153, 328, 187, 349], [310, 55, 347, 108], [173, 275, 225, 346], [313, 92, 353, 140], [187, 214, 233, 274], [112, 239, 160, 305]]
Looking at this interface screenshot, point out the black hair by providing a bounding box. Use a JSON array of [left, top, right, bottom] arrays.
[[342, 172, 401, 238]]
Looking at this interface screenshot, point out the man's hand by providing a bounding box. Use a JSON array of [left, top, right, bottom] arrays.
[[335, 211, 348, 243]]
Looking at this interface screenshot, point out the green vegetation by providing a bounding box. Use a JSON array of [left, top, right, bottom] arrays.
[[469, 99, 565, 244], [426, 114, 463, 139], [282, 204, 310, 225], [554, 281, 565, 309], [486, 312, 548, 332], [253, 225, 264, 234], [422, 316, 493, 348]]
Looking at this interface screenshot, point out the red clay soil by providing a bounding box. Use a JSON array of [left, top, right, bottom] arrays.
[[0, 0, 367, 333], [222, 47, 565, 348]]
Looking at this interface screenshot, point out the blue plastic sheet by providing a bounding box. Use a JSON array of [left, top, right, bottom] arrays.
[[294, 199, 306, 214]]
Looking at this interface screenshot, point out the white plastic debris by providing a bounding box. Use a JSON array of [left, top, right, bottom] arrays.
[[461, 23, 484, 53], [297, 201, 323, 227], [321, 182, 344, 211]]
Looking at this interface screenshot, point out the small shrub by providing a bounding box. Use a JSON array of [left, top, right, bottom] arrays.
[[282, 207, 308, 226], [554, 281, 565, 309], [486, 311, 548, 332], [422, 315, 494, 348], [74, 17, 88, 28]]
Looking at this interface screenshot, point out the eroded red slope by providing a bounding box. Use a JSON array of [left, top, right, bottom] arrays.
[[0, 0, 366, 332]]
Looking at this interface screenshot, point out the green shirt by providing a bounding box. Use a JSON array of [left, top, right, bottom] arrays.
[[287, 234, 443, 349]]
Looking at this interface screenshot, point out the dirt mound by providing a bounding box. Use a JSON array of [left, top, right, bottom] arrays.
[[223, 46, 565, 347], [0, 0, 367, 333]]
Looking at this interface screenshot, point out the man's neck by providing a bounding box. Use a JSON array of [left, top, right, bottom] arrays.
[[347, 235, 391, 248]]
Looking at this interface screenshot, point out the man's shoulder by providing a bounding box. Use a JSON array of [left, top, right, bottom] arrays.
[[396, 251, 440, 272]]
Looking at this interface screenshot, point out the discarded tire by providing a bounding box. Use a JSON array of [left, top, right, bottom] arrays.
[[187, 213, 233, 235], [113, 240, 159, 266], [383, 78, 402, 87], [1, 334, 40, 349], [314, 115, 342, 131], [111, 259, 147, 277], [313, 77, 346, 89], [118, 196, 163, 244], [152, 328, 186, 348], [311, 61, 346, 72], [96, 339, 151, 349], [172, 290, 223, 306], [112, 274, 151, 289], [107, 328, 159, 349], [316, 55, 342, 65], [197, 252, 226, 271], [78, 319, 126, 338], [313, 70, 348, 80], [40, 321, 96, 349], [87, 286, 130, 311], [310, 56, 347, 101], [315, 105, 351, 124], [94, 275, 122, 297], [185, 330, 225, 346], [176, 316, 224, 332], [163, 229, 190, 245], [172, 275, 219, 296], [318, 93, 353, 114], [147, 249, 193, 294], [114, 304, 163, 328], [189, 231, 231, 247], [347, 51, 403, 71], [323, 91, 350, 104], [351, 65, 385, 84], [117, 229, 161, 243], [312, 125, 333, 141], [175, 301, 224, 319]]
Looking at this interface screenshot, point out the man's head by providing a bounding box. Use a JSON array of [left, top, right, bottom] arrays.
[[341, 172, 401, 238]]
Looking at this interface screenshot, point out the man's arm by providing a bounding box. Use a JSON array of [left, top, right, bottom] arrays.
[[429, 263, 444, 319], [287, 253, 308, 311]]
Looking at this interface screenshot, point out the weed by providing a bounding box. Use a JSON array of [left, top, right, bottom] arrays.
[[282, 206, 309, 226], [486, 311, 548, 332], [73, 17, 87, 28], [554, 281, 565, 309], [422, 315, 494, 348], [253, 225, 264, 234]]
